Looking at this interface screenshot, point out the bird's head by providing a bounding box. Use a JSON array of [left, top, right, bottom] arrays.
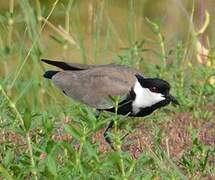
[[132, 74, 179, 114]]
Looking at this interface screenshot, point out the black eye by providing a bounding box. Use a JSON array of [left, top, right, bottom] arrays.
[[149, 87, 158, 93]]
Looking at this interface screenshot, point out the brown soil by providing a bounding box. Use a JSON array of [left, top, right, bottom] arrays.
[[0, 108, 214, 178], [1, 112, 214, 158]]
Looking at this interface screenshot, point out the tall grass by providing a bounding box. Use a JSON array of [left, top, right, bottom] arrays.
[[0, 0, 214, 179]]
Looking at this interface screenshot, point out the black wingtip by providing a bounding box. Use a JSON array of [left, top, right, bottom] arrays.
[[41, 58, 84, 70], [43, 70, 59, 79], [41, 59, 55, 64]]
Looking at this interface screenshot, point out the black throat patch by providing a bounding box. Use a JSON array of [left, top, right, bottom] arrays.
[[133, 99, 170, 117]]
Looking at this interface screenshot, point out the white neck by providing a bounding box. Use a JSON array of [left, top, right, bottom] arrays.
[[132, 80, 165, 114]]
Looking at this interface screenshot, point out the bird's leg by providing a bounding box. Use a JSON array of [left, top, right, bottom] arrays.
[[121, 132, 129, 141], [103, 120, 115, 150], [119, 117, 132, 142], [95, 109, 102, 119]]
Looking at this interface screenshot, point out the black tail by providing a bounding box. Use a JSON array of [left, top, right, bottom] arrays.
[[43, 71, 59, 79], [41, 59, 85, 70]]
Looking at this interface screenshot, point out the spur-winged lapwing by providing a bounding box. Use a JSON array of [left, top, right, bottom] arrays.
[[42, 59, 179, 149]]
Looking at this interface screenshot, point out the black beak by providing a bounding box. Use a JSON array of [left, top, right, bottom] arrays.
[[166, 94, 179, 105]]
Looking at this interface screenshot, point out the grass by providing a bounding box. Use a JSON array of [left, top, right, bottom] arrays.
[[0, 0, 214, 179]]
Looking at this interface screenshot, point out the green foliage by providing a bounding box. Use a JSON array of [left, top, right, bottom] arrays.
[[180, 131, 215, 176]]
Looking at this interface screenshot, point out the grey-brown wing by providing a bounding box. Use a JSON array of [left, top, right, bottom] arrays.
[[52, 67, 142, 109]]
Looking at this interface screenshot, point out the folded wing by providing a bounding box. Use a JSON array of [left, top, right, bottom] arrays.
[[52, 66, 141, 109]]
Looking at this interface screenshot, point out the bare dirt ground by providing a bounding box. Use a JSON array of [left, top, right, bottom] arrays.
[[0, 105, 214, 178], [93, 112, 215, 158]]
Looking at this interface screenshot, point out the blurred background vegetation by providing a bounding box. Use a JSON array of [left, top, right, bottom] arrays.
[[0, 0, 214, 179]]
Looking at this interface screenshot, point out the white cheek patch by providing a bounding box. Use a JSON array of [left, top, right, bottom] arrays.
[[132, 80, 165, 114]]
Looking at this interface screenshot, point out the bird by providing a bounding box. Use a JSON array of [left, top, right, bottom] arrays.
[[42, 59, 179, 149]]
